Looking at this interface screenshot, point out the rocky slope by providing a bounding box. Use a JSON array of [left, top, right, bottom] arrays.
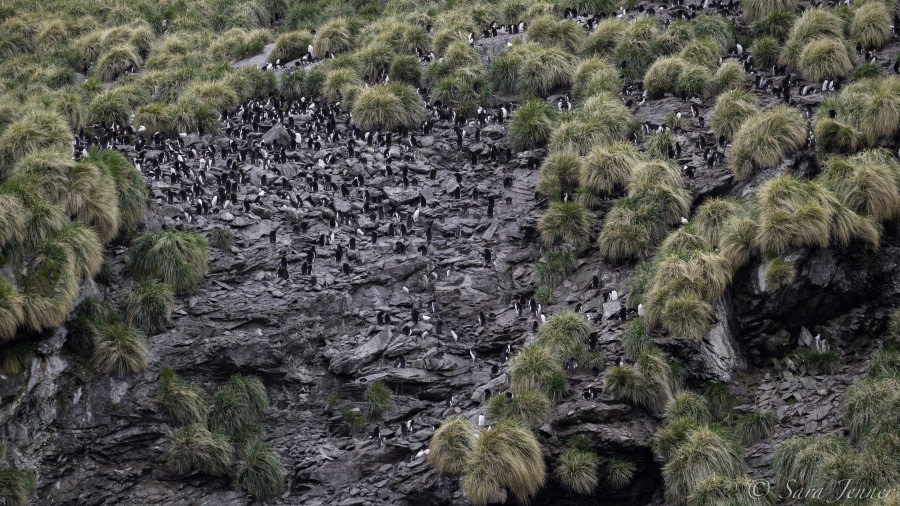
[[2, 7, 899, 506]]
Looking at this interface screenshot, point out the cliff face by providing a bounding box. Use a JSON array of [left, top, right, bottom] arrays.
[[2, 15, 899, 506]]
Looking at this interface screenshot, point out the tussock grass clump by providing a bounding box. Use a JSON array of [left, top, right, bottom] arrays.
[[813, 117, 861, 154], [654, 21, 695, 56], [764, 258, 796, 291], [729, 106, 806, 180], [313, 18, 354, 57], [754, 11, 796, 40], [1, 341, 32, 376], [773, 436, 849, 493], [462, 421, 546, 505], [0, 467, 35, 506], [54, 222, 103, 282], [134, 103, 170, 135], [596, 199, 652, 262], [578, 142, 638, 206], [704, 382, 739, 420], [646, 131, 675, 159], [535, 250, 577, 289], [819, 77, 900, 147], [428, 417, 477, 474], [571, 57, 622, 101], [92, 322, 148, 376], [519, 46, 578, 96], [0, 109, 72, 176], [94, 45, 141, 81], [183, 80, 240, 112], [507, 99, 557, 152], [549, 93, 632, 154], [537, 151, 583, 199], [644, 57, 687, 99], [234, 441, 285, 501], [843, 376, 899, 442], [661, 294, 715, 339], [665, 392, 712, 424], [123, 280, 173, 334], [82, 148, 147, 231], [606, 457, 636, 489], [269, 30, 313, 63], [604, 348, 675, 413], [130, 231, 209, 294], [734, 411, 776, 444], [582, 18, 628, 57], [538, 201, 595, 248], [209, 228, 234, 250], [779, 8, 844, 70], [819, 149, 900, 222], [677, 63, 713, 98], [351, 84, 425, 131], [688, 474, 773, 506], [509, 344, 565, 396], [528, 15, 585, 52], [798, 38, 853, 82], [209, 374, 269, 436], [365, 381, 392, 420], [613, 18, 662, 82], [713, 61, 747, 93], [156, 367, 208, 426], [356, 42, 395, 79], [664, 427, 746, 503], [0, 192, 26, 251], [692, 16, 736, 51], [694, 198, 743, 247], [753, 176, 838, 254], [655, 416, 701, 461], [487, 391, 551, 428], [742, 0, 798, 22], [0, 275, 24, 343], [751, 36, 780, 68], [165, 423, 234, 477], [851, 2, 891, 50], [389, 55, 421, 86], [679, 39, 722, 67], [554, 448, 598, 495], [536, 310, 592, 358], [623, 319, 652, 361]]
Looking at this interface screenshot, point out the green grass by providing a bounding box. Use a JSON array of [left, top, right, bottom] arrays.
[[679, 39, 721, 67], [798, 38, 853, 82], [164, 423, 234, 477], [0, 467, 35, 506], [715, 91, 762, 144], [534, 250, 577, 289], [233, 441, 285, 501], [772, 435, 849, 493], [820, 149, 900, 222], [654, 416, 701, 461], [351, 84, 425, 131], [1, 341, 32, 376], [518, 46, 577, 97], [795, 348, 840, 374], [646, 131, 675, 159], [509, 344, 565, 396], [843, 376, 898, 442], [341, 408, 366, 433], [733, 411, 776, 445], [571, 57, 621, 101], [764, 258, 796, 292], [779, 8, 844, 70], [428, 417, 477, 475], [665, 392, 712, 424], [210, 374, 268, 436], [82, 147, 148, 232], [582, 18, 628, 57], [688, 474, 773, 506], [269, 30, 313, 62], [156, 367, 209, 425], [55, 222, 103, 282], [0, 275, 24, 343], [487, 391, 550, 429], [312, 18, 354, 57], [388, 55, 421, 86], [0, 108, 72, 176], [508, 99, 557, 152], [94, 45, 141, 81], [462, 421, 546, 505], [209, 228, 234, 250], [604, 349, 675, 413], [753, 176, 836, 254], [365, 381, 392, 420], [538, 201, 595, 248], [851, 2, 891, 50], [663, 427, 746, 503], [614, 18, 662, 82], [92, 322, 148, 376], [537, 151, 582, 199], [751, 36, 780, 68], [605, 457, 636, 489], [578, 142, 637, 205], [729, 106, 806, 180], [644, 57, 687, 99], [130, 231, 209, 294], [753, 11, 796, 40], [554, 448, 598, 495], [123, 280, 174, 334], [703, 382, 739, 420], [536, 310, 592, 358], [597, 200, 652, 262], [741, 0, 797, 22], [623, 319, 652, 361], [527, 15, 585, 53], [713, 62, 747, 94]]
